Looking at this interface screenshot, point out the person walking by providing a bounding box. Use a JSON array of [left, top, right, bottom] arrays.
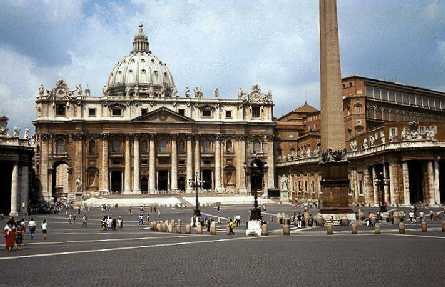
[[117, 216, 123, 229], [15, 221, 24, 250], [28, 218, 36, 240], [227, 219, 235, 235], [41, 219, 48, 240], [82, 215, 88, 228], [3, 218, 16, 252]]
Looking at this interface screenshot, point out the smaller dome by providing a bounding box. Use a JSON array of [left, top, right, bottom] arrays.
[[294, 101, 319, 113], [105, 24, 176, 97]]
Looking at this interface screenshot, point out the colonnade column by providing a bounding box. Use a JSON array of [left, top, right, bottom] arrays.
[[20, 166, 29, 215], [388, 162, 396, 206], [149, 136, 156, 194], [133, 137, 140, 193], [124, 136, 132, 194], [214, 137, 222, 192], [171, 137, 178, 192], [383, 163, 389, 205], [363, 168, 373, 206], [9, 163, 19, 216], [372, 166, 379, 207], [194, 138, 200, 182], [186, 136, 193, 193], [237, 138, 247, 194], [267, 140, 275, 189], [100, 136, 109, 194], [427, 160, 435, 206], [402, 161, 410, 205], [40, 137, 49, 200], [434, 158, 440, 205]]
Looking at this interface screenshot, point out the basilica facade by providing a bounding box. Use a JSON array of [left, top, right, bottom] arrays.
[[34, 25, 275, 202]]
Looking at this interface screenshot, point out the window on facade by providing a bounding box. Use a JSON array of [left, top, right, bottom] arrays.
[[178, 141, 186, 153], [225, 140, 233, 153], [88, 108, 96, 117], [56, 104, 66, 116], [88, 140, 96, 155], [202, 140, 212, 153], [111, 139, 122, 153], [202, 108, 212, 118], [225, 110, 232, 119], [141, 108, 148, 116], [158, 139, 168, 153], [252, 106, 261, 118], [178, 109, 185, 116], [112, 108, 122, 116], [140, 140, 148, 153], [253, 140, 262, 154], [55, 138, 65, 154]]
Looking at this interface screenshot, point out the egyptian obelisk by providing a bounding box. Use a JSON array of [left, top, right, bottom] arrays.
[[319, 0, 352, 218], [320, 0, 345, 151]]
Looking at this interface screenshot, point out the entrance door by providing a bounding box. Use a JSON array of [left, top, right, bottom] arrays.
[[178, 176, 185, 192], [110, 171, 122, 193], [202, 170, 212, 190], [250, 159, 265, 195], [158, 170, 169, 192], [409, 161, 424, 204], [141, 177, 148, 194], [0, 162, 12, 214]]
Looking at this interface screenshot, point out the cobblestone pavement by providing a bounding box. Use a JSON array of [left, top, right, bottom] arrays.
[[0, 204, 444, 287]]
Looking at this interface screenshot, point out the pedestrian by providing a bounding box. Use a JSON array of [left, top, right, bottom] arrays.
[[207, 219, 211, 232], [28, 217, 36, 240], [409, 210, 414, 223], [15, 222, 24, 250], [157, 208, 161, 218], [138, 214, 144, 226], [117, 216, 123, 229], [297, 213, 302, 228], [128, 207, 132, 215], [419, 211, 424, 223], [81, 215, 88, 228], [146, 213, 150, 224], [68, 213, 73, 224], [41, 218, 48, 240], [107, 216, 113, 230], [112, 218, 117, 231], [3, 218, 16, 252], [227, 219, 235, 235]]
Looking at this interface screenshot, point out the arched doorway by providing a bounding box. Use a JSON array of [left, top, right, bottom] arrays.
[[52, 161, 70, 202], [250, 159, 265, 195], [140, 176, 148, 194]]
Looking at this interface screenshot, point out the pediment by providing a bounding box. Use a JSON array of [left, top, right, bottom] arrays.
[[132, 107, 194, 123]]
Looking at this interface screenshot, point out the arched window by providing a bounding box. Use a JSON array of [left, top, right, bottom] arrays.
[[158, 139, 168, 153], [202, 140, 212, 153], [111, 138, 122, 153], [55, 138, 65, 154], [178, 140, 186, 154], [140, 140, 148, 154], [88, 140, 96, 155]]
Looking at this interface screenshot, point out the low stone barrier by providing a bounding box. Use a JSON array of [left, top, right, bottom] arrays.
[[185, 224, 191, 234], [282, 224, 290, 236], [351, 222, 358, 234], [374, 223, 381, 234], [421, 222, 428, 232], [399, 222, 405, 234], [326, 224, 333, 235], [196, 223, 203, 234], [210, 222, 217, 235]]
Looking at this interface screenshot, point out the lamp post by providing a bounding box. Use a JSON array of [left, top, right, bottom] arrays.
[[188, 171, 204, 226], [249, 161, 262, 221]]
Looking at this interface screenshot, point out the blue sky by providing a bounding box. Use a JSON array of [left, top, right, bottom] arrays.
[[1, 0, 445, 130]]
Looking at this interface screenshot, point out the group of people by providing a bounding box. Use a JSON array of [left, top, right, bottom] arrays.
[[3, 217, 47, 252], [101, 216, 124, 231], [292, 212, 314, 228]]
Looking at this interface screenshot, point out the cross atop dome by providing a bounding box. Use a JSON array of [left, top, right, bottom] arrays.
[[132, 24, 149, 54]]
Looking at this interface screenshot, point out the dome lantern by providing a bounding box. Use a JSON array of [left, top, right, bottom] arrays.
[[132, 24, 149, 54]]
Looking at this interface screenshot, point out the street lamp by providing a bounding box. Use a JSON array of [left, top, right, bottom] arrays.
[[188, 171, 204, 225], [249, 161, 262, 221]]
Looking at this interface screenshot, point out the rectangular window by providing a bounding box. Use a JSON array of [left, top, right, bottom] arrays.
[[112, 108, 122, 116], [225, 110, 232, 119], [88, 108, 96, 117], [202, 109, 212, 118], [252, 106, 261, 118], [141, 108, 148, 116], [56, 104, 66, 116], [178, 109, 185, 116]]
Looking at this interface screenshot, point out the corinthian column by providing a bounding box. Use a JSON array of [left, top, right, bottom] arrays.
[[214, 137, 222, 192], [383, 163, 389, 205], [133, 136, 140, 193], [237, 137, 247, 194], [267, 140, 275, 189], [186, 136, 193, 193], [434, 158, 440, 205], [20, 165, 29, 215], [402, 161, 410, 205], [100, 137, 109, 194], [124, 137, 132, 194], [9, 163, 19, 216], [149, 136, 156, 194], [194, 137, 201, 182], [371, 166, 379, 207], [171, 137, 178, 192], [427, 160, 435, 206]]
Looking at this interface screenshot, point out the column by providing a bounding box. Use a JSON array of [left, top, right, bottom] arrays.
[[427, 160, 435, 206], [363, 168, 373, 206], [383, 163, 389, 205], [372, 166, 379, 206], [124, 137, 132, 194], [388, 162, 397, 206], [186, 136, 193, 193], [149, 136, 156, 194], [194, 137, 200, 182], [40, 137, 50, 201], [352, 169, 358, 202], [434, 158, 440, 205], [402, 161, 410, 205], [267, 140, 275, 189], [214, 138, 222, 192], [9, 163, 19, 216], [133, 137, 141, 193], [20, 166, 29, 215], [171, 137, 178, 192], [100, 137, 109, 194], [237, 138, 247, 194]]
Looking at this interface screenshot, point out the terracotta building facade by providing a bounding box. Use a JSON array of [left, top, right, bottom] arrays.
[[34, 26, 275, 203]]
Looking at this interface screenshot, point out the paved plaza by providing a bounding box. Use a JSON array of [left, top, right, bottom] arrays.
[[0, 204, 444, 287]]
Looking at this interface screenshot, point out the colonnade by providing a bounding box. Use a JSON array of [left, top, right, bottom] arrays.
[[7, 163, 30, 216]]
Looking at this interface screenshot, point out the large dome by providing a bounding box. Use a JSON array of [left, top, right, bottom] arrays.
[[105, 25, 176, 98]]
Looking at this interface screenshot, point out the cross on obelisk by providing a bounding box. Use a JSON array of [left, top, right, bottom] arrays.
[[319, 0, 345, 151]]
